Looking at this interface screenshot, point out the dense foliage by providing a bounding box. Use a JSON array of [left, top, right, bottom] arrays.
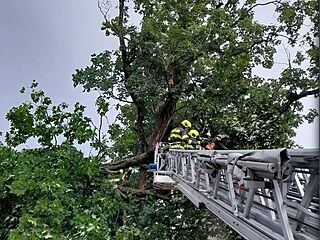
[[1, 0, 318, 239], [0, 84, 216, 239]]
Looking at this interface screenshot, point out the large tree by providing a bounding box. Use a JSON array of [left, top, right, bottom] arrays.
[[73, 0, 318, 186], [1, 0, 318, 239]]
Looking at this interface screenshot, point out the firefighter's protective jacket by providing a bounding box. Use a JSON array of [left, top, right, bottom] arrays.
[[185, 137, 201, 149], [168, 126, 190, 149]]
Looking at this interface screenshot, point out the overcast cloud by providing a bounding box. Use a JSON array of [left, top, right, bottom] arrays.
[[0, 1, 318, 149]]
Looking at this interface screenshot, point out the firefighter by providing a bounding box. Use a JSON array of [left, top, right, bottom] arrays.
[[168, 120, 192, 149], [185, 129, 201, 149]]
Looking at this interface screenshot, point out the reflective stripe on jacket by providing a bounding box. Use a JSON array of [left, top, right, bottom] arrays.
[[169, 143, 185, 150], [168, 126, 189, 143], [185, 138, 201, 150]]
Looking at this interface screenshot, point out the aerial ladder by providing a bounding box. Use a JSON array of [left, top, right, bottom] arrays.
[[150, 143, 319, 240]]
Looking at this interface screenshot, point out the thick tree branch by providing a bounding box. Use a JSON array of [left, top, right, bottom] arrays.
[[135, 105, 148, 154], [100, 150, 154, 171], [148, 51, 204, 149], [117, 0, 147, 155], [147, 95, 179, 149], [117, 0, 152, 191], [118, 0, 128, 80], [280, 88, 320, 115]]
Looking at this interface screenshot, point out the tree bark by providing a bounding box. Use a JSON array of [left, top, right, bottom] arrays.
[[148, 95, 179, 150], [100, 150, 154, 171]]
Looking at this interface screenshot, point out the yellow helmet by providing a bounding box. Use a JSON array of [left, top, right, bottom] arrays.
[[189, 129, 199, 138], [181, 120, 192, 128]]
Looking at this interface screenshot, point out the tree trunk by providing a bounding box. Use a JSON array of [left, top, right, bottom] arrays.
[[148, 96, 179, 150], [138, 167, 148, 189], [136, 95, 178, 192]]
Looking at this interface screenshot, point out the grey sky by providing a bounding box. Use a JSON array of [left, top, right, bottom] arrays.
[[0, 0, 117, 149], [0, 1, 318, 149]]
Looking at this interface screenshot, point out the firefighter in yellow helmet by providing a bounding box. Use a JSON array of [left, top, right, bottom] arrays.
[[185, 129, 201, 150], [168, 120, 192, 149]]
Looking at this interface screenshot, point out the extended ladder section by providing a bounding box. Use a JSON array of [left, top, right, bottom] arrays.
[[151, 144, 319, 240]]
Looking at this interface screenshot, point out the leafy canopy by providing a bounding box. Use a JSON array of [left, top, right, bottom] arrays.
[[1, 0, 319, 239]]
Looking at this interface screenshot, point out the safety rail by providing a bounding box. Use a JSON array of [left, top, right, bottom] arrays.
[[151, 144, 319, 240]]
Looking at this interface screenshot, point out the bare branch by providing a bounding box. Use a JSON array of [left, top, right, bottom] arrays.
[[247, 0, 281, 12], [282, 44, 292, 69], [110, 94, 133, 103], [97, 0, 112, 21], [98, 0, 112, 21]]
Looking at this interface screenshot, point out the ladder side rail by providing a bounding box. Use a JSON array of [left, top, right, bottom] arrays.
[[196, 150, 311, 239], [173, 174, 285, 240], [155, 147, 319, 240]]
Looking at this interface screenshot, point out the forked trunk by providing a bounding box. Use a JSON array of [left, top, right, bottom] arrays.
[[137, 96, 178, 190]]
